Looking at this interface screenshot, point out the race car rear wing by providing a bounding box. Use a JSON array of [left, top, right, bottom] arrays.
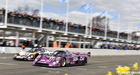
[[73, 52, 91, 57], [87, 52, 91, 57]]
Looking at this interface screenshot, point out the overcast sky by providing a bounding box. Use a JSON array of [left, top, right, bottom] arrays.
[[0, 0, 140, 32]]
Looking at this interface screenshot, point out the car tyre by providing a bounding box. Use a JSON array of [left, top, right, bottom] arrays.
[[60, 58, 66, 67], [82, 58, 87, 65]]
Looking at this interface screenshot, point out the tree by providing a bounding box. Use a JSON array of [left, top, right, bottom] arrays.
[[17, 6, 23, 12], [14, 5, 40, 16], [31, 9, 39, 16], [24, 5, 30, 12]]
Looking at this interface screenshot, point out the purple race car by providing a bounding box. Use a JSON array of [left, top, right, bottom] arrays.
[[33, 50, 91, 67]]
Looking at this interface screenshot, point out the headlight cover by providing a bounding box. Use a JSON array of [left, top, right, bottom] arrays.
[[50, 57, 55, 60], [25, 53, 30, 56], [30, 55, 34, 58], [52, 62, 57, 65]]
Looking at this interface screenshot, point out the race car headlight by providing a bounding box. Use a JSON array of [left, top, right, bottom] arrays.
[[35, 59, 38, 61], [25, 54, 30, 56], [40, 59, 45, 62], [50, 57, 55, 60], [30, 55, 34, 58], [52, 62, 57, 65]]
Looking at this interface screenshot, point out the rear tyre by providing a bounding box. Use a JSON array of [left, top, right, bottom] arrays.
[[82, 58, 87, 65]]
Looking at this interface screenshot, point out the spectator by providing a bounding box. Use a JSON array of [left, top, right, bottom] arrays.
[[2, 40, 7, 46], [53, 41, 58, 48], [1, 40, 7, 53], [20, 45, 26, 51], [65, 43, 71, 48]]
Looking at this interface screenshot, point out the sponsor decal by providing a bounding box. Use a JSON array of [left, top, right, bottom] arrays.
[[56, 57, 60, 60], [37, 55, 41, 58], [73, 57, 78, 61], [80, 57, 85, 61]]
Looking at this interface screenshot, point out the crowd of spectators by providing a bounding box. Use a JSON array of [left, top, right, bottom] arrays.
[[21, 40, 33, 47], [100, 44, 140, 50], [0, 8, 139, 41], [0, 40, 33, 47]]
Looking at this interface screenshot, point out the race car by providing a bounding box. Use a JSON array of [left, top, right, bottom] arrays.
[[13, 48, 53, 60], [33, 50, 91, 67]]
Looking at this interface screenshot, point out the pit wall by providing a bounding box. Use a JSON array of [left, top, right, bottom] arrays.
[[0, 47, 140, 56]]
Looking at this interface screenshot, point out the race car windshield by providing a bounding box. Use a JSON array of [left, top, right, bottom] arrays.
[[51, 51, 66, 57], [27, 48, 43, 53]]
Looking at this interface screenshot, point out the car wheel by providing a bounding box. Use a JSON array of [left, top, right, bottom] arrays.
[[60, 58, 66, 67], [84, 58, 87, 63], [82, 58, 87, 65]]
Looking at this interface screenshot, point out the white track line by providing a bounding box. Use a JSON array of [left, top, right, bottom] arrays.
[[48, 71, 60, 73], [0, 57, 11, 59], [98, 66, 108, 68], [77, 68, 87, 70], [41, 67, 63, 71], [115, 65, 123, 66], [0, 63, 17, 66], [93, 61, 102, 63]]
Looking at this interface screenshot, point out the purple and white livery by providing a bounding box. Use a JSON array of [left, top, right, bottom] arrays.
[[13, 48, 53, 61], [33, 50, 91, 67]]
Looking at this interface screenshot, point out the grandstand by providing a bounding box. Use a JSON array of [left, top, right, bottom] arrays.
[[0, 1, 139, 49]]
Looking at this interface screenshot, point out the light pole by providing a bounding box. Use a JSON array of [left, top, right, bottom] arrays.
[[117, 14, 120, 40], [39, 0, 44, 32], [5, 0, 8, 27]]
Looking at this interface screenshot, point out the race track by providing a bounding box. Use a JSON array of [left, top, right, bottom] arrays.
[[0, 54, 140, 75]]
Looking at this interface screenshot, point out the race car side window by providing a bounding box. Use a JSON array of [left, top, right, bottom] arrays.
[[58, 51, 66, 56], [66, 52, 72, 56], [41, 49, 45, 52], [52, 51, 66, 56]]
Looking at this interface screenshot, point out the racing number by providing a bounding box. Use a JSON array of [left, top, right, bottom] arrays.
[[73, 57, 78, 61], [80, 57, 85, 61]]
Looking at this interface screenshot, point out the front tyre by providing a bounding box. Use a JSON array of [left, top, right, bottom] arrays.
[[60, 58, 66, 67]]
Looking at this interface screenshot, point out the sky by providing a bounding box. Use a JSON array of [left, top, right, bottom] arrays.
[[0, 0, 140, 33]]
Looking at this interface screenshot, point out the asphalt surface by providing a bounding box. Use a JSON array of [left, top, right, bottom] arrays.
[[0, 54, 140, 75]]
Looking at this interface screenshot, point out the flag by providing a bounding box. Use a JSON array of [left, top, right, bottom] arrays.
[[113, 15, 119, 19], [99, 11, 108, 15], [80, 3, 93, 11], [111, 13, 120, 20], [58, 0, 68, 2], [138, 23, 140, 28], [44, 2, 51, 8], [97, 11, 108, 17], [112, 15, 120, 19]]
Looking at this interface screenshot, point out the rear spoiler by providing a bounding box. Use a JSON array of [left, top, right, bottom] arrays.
[[88, 52, 91, 57], [73, 52, 91, 57]]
